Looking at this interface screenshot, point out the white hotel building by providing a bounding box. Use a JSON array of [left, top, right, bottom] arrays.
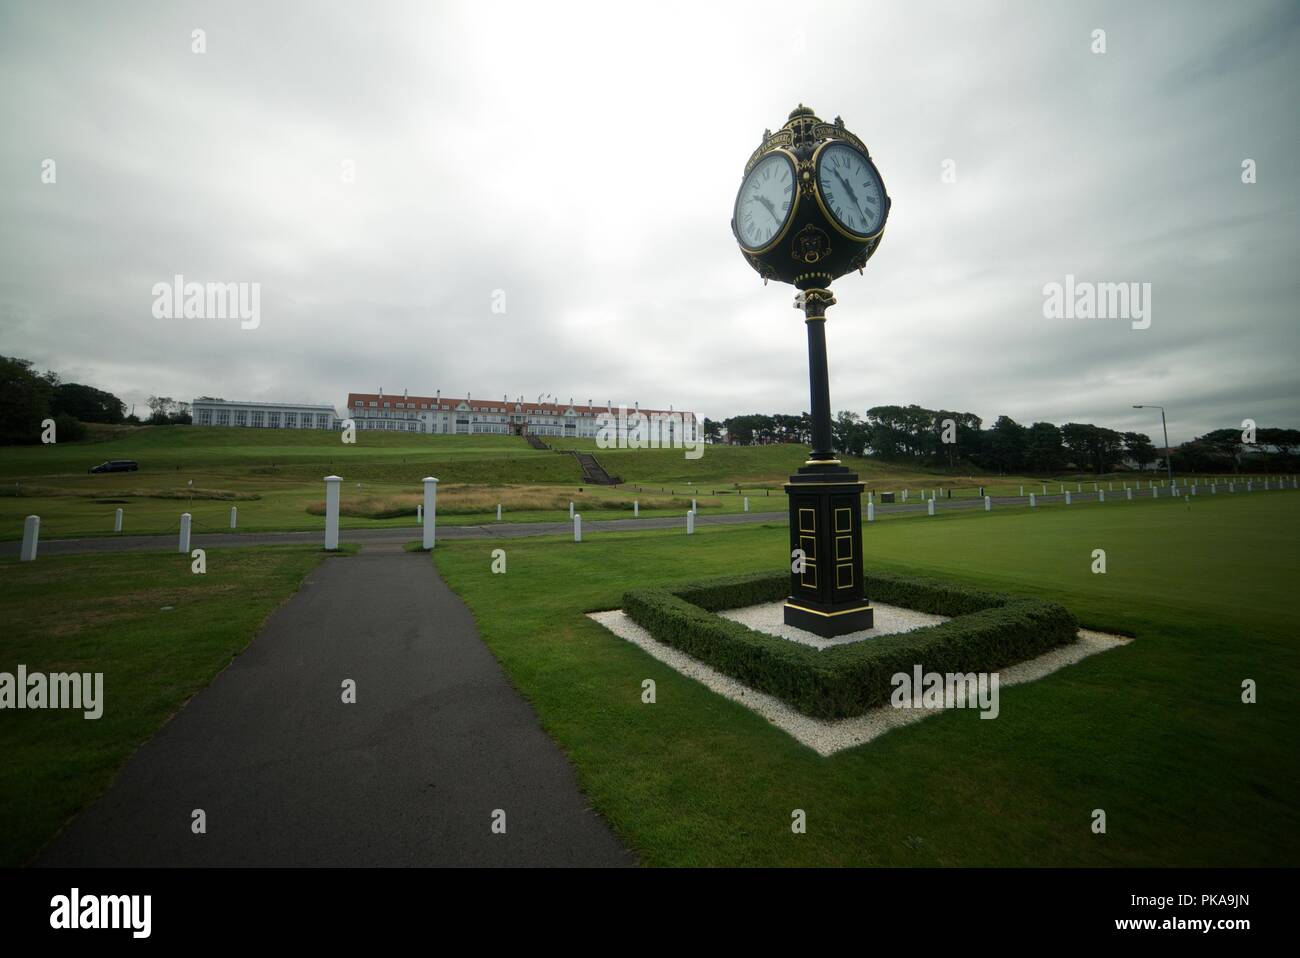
[[191, 397, 339, 430], [345, 390, 699, 441]]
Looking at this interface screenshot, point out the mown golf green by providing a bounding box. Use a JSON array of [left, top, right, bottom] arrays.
[[0, 546, 339, 866], [432, 491, 1299, 866]]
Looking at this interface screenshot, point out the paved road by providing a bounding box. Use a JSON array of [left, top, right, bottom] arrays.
[[5, 486, 1237, 557], [38, 542, 634, 866]]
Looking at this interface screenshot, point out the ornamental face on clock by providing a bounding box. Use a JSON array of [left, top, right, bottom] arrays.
[[815, 141, 886, 238], [733, 150, 796, 252]]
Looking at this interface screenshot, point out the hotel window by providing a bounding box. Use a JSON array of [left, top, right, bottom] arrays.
[[235, 410, 248, 426], [316, 414, 329, 428], [197, 409, 212, 425], [216, 409, 230, 426], [284, 412, 297, 428], [268, 412, 281, 428], [251, 410, 265, 427], [369, 401, 377, 407]]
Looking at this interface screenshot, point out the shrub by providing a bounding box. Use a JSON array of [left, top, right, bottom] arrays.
[[622, 571, 1078, 719], [53, 414, 86, 442]]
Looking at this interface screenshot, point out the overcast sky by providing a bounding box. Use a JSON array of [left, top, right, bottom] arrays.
[[1, 0, 1297, 442]]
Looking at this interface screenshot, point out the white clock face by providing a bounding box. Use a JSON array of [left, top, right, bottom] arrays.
[[817, 142, 885, 236], [735, 152, 795, 250]]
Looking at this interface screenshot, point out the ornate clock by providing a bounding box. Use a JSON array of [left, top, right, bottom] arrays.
[[729, 105, 890, 638], [731, 105, 890, 289]]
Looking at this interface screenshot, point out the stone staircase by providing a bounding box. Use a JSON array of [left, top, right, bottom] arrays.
[[524, 433, 550, 451], [573, 451, 621, 485]]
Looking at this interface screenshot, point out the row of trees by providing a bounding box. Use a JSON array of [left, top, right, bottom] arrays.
[[0, 354, 189, 445], [710, 403, 1299, 474]]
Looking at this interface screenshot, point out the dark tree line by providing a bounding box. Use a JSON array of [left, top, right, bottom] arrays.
[[0, 354, 191, 445], [712, 403, 1297, 474]]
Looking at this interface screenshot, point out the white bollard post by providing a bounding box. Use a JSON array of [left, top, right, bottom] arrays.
[[1247, 481, 1253, 492], [633, 501, 639, 517], [1211, 484, 1216, 495], [1099, 490, 1105, 503], [984, 496, 991, 512], [20, 515, 39, 562], [686, 510, 695, 535], [1077, 483, 1082, 492], [1152, 486, 1158, 498], [1029, 493, 1036, 508], [902, 489, 908, 502], [573, 513, 582, 542], [927, 499, 935, 516], [417, 504, 423, 525], [1126, 488, 1133, 500], [692, 498, 697, 513], [1229, 482, 1234, 492], [1042, 484, 1047, 495], [324, 475, 342, 551], [114, 507, 123, 532], [422, 477, 437, 550], [1019, 485, 1024, 496], [1065, 491, 1072, 505], [867, 501, 875, 522], [743, 496, 749, 512], [230, 506, 237, 529], [569, 501, 574, 518], [497, 503, 502, 521], [179, 513, 192, 554], [1191, 485, 1197, 496], [1109, 482, 1113, 491]]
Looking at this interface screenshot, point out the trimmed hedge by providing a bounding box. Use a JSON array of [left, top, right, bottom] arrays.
[[622, 571, 1078, 720]]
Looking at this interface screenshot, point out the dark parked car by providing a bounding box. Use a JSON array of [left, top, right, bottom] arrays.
[[89, 460, 139, 474]]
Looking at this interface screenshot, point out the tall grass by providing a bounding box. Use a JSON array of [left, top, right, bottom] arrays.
[[306, 484, 706, 518]]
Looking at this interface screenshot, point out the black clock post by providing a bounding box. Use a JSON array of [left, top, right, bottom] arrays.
[[730, 105, 891, 638]]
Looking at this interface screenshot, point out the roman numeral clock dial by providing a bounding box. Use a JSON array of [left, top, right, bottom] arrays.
[[815, 141, 885, 238], [733, 152, 796, 252]]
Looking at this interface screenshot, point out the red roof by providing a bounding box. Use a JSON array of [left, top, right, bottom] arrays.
[[345, 393, 694, 419]]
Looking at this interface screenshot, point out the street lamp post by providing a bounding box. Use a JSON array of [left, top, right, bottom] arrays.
[[1133, 404, 1174, 485]]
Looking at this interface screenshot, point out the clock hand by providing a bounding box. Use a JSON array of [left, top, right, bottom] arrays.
[[756, 193, 781, 224], [836, 170, 862, 212]]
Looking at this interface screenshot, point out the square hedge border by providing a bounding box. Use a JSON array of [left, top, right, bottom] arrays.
[[622, 571, 1078, 720]]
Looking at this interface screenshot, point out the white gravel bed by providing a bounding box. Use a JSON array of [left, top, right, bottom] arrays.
[[719, 600, 948, 648], [587, 607, 1130, 757]]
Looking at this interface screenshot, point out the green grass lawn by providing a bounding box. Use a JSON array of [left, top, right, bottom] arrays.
[[431, 491, 1300, 866], [0, 546, 335, 866]]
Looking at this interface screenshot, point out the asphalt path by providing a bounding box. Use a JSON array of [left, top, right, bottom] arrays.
[[1, 490, 1154, 557], [38, 540, 634, 866]]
